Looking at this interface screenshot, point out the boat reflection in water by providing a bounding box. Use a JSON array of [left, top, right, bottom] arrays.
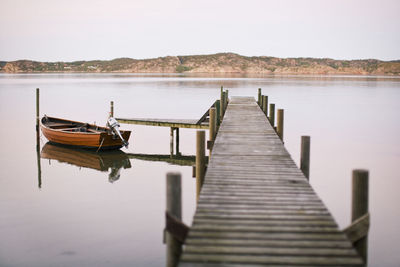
[[41, 142, 131, 183]]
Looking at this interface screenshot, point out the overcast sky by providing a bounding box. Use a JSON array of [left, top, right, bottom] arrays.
[[0, 0, 399, 62]]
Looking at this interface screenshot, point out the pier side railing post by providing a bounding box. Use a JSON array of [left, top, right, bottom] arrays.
[[175, 128, 180, 156], [300, 136, 311, 180], [110, 101, 114, 117], [170, 128, 174, 158], [223, 91, 227, 114], [260, 95, 264, 110], [269, 103, 275, 127], [352, 169, 369, 264], [220, 86, 224, 117], [209, 108, 216, 154], [277, 109, 284, 141], [262, 95, 268, 117], [196, 131, 206, 201], [215, 100, 221, 127], [258, 88, 262, 106], [166, 172, 182, 267], [220, 89, 225, 121]]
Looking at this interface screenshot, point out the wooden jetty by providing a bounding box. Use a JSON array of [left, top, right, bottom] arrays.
[[178, 97, 364, 266], [116, 102, 215, 156], [116, 100, 216, 129], [116, 118, 209, 129]]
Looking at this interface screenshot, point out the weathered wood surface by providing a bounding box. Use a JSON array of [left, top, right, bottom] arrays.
[[343, 213, 370, 243], [116, 118, 209, 129], [179, 97, 362, 266]]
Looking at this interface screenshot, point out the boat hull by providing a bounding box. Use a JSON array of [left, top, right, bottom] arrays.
[[40, 116, 131, 150]]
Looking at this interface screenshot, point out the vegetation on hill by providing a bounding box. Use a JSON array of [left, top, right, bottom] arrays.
[[1, 53, 399, 75]]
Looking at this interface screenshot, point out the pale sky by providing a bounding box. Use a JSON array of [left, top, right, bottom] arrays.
[[0, 0, 399, 62]]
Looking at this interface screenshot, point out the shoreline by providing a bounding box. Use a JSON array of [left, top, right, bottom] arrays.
[[1, 72, 400, 78], [1, 53, 399, 76]]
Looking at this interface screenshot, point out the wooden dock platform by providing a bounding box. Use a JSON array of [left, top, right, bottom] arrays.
[[179, 97, 363, 266], [116, 118, 209, 129], [116, 100, 216, 130]]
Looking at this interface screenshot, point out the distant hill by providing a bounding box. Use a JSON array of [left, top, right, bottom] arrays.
[[1, 53, 399, 75]]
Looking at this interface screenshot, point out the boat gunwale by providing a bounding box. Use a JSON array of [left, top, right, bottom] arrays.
[[40, 116, 130, 136]]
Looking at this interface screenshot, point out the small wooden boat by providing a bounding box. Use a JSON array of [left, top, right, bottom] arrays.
[[40, 116, 131, 150]]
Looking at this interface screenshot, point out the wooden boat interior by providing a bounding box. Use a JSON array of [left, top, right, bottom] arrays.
[[43, 117, 108, 133]]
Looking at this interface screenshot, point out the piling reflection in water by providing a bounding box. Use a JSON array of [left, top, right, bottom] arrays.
[[40, 142, 131, 183]]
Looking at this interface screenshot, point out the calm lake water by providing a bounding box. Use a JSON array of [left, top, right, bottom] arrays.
[[0, 73, 399, 266]]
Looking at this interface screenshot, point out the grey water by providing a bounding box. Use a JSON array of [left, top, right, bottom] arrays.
[[0, 73, 399, 266]]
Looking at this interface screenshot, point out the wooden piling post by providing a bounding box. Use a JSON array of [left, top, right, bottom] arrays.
[[260, 95, 264, 110], [215, 100, 221, 126], [223, 91, 227, 109], [258, 88, 262, 106], [220, 90, 225, 121], [166, 172, 182, 267], [36, 88, 41, 188], [175, 128, 180, 156], [110, 101, 114, 117], [262, 95, 268, 116], [209, 108, 216, 153], [221, 91, 227, 118], [224, 91, 228, 112], [36, 88, 40, 131], [170, 128, 174, 158], [300, 136, 310, 180], [196, 131, 206, 201], [352, 169, 369, 264], [269, 103, 275, 126], [277, 109, 284, 141]]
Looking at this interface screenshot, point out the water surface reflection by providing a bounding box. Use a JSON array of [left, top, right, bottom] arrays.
[[41, 143, 131, 183]]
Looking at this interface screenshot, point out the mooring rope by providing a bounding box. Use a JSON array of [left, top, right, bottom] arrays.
[[96, 137, 105, 153]]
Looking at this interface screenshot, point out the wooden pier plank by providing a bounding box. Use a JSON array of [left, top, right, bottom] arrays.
[[179, 97, 363, 266]]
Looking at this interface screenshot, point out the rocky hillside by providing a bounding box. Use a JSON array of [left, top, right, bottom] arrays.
[[1, 53, 399, 75]]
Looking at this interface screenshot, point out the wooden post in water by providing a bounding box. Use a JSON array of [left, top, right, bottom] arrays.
[[277, 109, 284, 141], [209, 108, 216, 154], [215, 100, 221, 127], [166, 172, 182, 267], [36, 88, 42, 188], [110, 101, 114, 117], [221, 91, 226, 118], [223, 91, 227, 110], [269, 103, 275, 127], [36, 88, 40, 131], [225, 90, 229, 104], [258, 88, 262, 106], [220, 88, 225, 121], [260, 95, 264, 110], [196, 131, 206, 201], [352, 169, 369, 264], [262, 95, 268, 116], [170, 128, 174, 158], [300, 136, 310, 180], [175, 128, 180, 156]]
